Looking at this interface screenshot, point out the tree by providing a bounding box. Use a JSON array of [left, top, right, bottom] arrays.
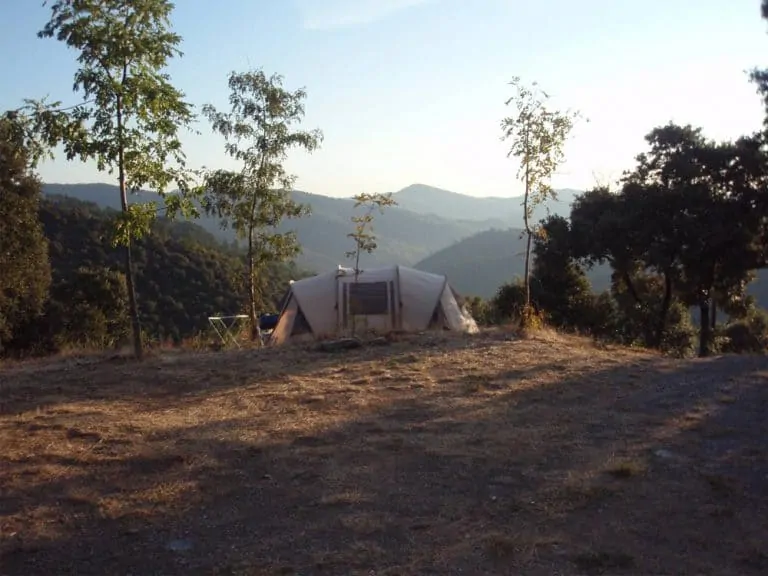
[[37, 0, 196, 359], [573, 124, 768, 357], [0, 117, 52, 354], [500, 77, 581, 326], [201, 69, 322, 341], [344, 192, 397, 337], [345, 192, 397, 276], [530, 215, 593, 330], [619, 124, 709, 347]]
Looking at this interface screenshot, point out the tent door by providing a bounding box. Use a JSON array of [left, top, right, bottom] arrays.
[[337, 278, 398, 335]]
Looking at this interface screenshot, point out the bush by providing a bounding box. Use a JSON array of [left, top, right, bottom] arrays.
[[722, 309, 768, 354], [658, 301, 697, 358], [581, 291, 621, 341], [490, 280, 528, 325], [464, 296, 494, 326]]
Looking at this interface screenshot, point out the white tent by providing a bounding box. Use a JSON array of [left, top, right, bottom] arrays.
[[268, 265, 479, 345]]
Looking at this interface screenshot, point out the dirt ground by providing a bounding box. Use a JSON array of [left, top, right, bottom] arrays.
[[1, 329, 767, 575]]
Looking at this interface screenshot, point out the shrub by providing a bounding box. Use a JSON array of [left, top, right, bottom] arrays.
[[722, 309, 768, 354]]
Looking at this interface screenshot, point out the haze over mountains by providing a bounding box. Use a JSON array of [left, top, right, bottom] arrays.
[[392, 183, 581, 223], [43, 182, 580, 296], [44, 181, 765, 303]]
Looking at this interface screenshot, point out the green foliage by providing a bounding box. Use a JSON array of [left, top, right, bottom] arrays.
[[0, 117, 52, 352], [47, 267, 130, 349], [722, 309, 768, 354], [38, 197, 250, 343], [571, 123, 768, 357], [490, 279, 527, 323], [346, 192, 398, 273], [500, 77, 581, 313], [0, 196, 299, 358], [201, 68, 322, 339], [464, 296, 493, 326], [531, 215, 593, 330], [37, 0, 197, 233]]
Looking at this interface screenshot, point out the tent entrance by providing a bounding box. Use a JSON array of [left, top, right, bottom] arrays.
[[337, 277, 399, 335]]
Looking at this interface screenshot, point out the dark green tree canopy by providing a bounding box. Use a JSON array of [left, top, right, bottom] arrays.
[[0, 117, 52, 351]]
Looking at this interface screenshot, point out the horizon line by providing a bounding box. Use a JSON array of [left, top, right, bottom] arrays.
[[41, 181, 586, 201]]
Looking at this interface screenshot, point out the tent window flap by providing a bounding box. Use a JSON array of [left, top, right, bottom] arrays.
[[349, 281, 389, 315]]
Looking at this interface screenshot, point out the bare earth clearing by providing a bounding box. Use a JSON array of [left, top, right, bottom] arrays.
[[1, 330, 767, 575]]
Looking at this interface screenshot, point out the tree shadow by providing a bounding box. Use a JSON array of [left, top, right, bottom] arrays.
[[1, 341, 767, 575]]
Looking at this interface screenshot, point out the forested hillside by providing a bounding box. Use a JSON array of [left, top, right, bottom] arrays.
[[419, 227, 768, 307], [415, 227, 612, 298], [43, 183, 498, 272], [4, 195, 300, 355]]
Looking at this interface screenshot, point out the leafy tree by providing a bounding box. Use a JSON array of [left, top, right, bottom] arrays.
[[530, 215, 593, 330], [345, 192, 398, 276], [636, 127, 767, 356], [619, 124, 709, 347], [0, 117, 51, 353], [201, 69, 322, 341], [574, 124, 768, 357], [36, 0, 196, 359], [500, 77, 581, 326]]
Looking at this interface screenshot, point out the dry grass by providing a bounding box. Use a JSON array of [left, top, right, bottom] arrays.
[[1, 328, 767, 575]]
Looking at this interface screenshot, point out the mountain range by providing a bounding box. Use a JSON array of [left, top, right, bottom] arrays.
[[42, 183, 576, 293], [40, 182, 767, 306]]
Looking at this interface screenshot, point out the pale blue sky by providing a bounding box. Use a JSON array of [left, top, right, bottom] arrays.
[[1, 0, 766, 198]]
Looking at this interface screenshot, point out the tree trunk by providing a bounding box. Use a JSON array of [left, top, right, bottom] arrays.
[[247, 225, 260, 342], [698, 298, 712, 358], [351, 244, 361, 337], [521, 146, 532, 326], [621, 270, 643, 305], [523, 231, 532, 303], [116, 95, 143, 360], [655, 270, 673, 348], [711, 297, 717, 330]]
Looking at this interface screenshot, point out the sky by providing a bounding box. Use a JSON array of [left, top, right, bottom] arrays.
[[1, 0, 767, 198]]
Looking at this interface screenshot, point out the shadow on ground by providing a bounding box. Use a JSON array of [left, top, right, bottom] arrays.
[[1, 334, 767, 575]]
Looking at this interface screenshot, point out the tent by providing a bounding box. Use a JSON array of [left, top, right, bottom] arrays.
[[268, 265, 479, 345]]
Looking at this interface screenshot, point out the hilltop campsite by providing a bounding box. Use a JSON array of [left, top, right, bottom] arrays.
[[3, 0, 768, 574]]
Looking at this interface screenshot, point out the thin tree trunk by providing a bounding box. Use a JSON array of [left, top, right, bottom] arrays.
[[711, 296, 717, 330], [521, 145, 532, 326], [247, 225, 260, 342], [656, 270, 673, 348], [523, 173, 531, 305], [351, 243, 361, 337], [523, 232, 532, 307], [116, 94, 143, 360], [698, 298, 711, 358]]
